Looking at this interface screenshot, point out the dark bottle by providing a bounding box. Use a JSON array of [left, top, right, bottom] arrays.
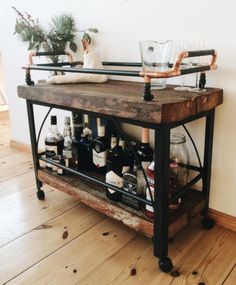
[[45, 115, 64, 169], [106, 135, 123, 201], [71, 113, 83, 167], [63, 129, 73, 168], [137, 128, 153, 172], [78, 114, 93, 170], [122, 160, 144, 210], [92, 119, 108, 175]]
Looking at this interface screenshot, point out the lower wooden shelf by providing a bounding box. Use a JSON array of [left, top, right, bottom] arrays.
[[38, 168, 204, 239]]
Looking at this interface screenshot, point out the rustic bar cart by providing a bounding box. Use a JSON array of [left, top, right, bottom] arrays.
[[17, 51, 223, 272]]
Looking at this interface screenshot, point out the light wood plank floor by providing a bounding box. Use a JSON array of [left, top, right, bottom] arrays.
[[0, 112, 236, 285]]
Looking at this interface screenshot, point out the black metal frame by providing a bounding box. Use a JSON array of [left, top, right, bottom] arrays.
[[25, 97, 215, 272]]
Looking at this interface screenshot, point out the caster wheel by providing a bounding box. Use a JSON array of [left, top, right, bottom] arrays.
[[159, 256, 173, 273], [36, 190, 45, 200], [202, 217, 215, 229]]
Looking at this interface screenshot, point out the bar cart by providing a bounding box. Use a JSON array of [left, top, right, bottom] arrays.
[[17, 50, 223, 272]]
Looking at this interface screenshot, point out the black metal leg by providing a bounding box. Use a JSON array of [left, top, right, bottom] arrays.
[[154, 126, 173, 272], [202, 109, 215, 229], [26, 100, 45, 200]]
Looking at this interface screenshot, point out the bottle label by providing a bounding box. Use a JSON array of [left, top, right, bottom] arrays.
[[63, 150, 72, 159], [142, 161, 150, 171], [146, 186, 155, 213], [57, 167, 63, 175], [45, 145, 57, 168], [106, 170, 123, 194], [122, 166, 130, 174], [93, 149, 107, 168]]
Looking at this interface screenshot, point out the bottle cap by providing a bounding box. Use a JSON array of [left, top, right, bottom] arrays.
[[110, 136, 117, 148], [119, 139, 125, 149], [98, 125, 105, 137], [51, 116, 57, 125]]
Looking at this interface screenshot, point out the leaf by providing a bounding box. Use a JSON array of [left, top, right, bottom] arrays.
[[88, 28, 98, 33], [82, 33, 91, 43], [14, 19, 24, 34], [69, 42, 77, 52]]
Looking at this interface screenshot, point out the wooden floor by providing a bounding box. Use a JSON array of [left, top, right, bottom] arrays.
[[0, 111, 236, 285]]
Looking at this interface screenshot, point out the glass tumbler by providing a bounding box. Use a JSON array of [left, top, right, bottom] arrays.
[[139, 40, 173, 89]]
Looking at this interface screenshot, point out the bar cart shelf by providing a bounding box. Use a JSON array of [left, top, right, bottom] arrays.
[[38, 168, 204, 239], [17, 79, 223, 273]]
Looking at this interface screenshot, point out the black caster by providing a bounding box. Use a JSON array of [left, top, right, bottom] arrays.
[[36, 190, 45, 200], [201, 217, 215, 230], [159, 256, 173, 273]]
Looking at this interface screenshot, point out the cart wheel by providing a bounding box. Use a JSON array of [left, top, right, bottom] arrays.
[[36, 190, 45, 200], [159, 256, 173, 273], [201, 217, 215, 230]]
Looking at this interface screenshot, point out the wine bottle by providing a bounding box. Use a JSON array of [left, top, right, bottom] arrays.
[[63, 129, 73, 168], [78, 114, 93, 170], [137, 128, 153, 171], [45, 115, 64, 169], [63, 116, 71, 137], [71, 112, 83, 167], [106, 135, 123, 201], [92, 118, 108, 175]]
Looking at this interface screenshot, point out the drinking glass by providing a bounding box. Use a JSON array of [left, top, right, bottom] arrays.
[[140, 40, 173, 89], [173, 41, 192, 91]]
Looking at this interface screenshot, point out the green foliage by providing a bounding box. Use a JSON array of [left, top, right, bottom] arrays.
[[13, 7, 99, 57]]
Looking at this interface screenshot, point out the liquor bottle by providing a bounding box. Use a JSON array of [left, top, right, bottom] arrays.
[[145, 161, 155, 219], [71, 112, 83, 167], [106, 135, 123, 201], [83, 114, 92, 140], [78, 114, 93, 170], [122, 160, 144, 210], [92, 119, 109, 175], [63, 116, 71, 137], [137, 128, 154, 172], [45, 115, 64, 169], [145, 160, 182, 219], [63, 129, 73, 168]]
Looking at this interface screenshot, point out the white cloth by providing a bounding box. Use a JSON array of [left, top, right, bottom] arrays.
[[48, 51, 108, 84]]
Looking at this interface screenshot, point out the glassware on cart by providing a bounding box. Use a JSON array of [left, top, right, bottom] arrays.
[[169, 133, 190, 197], [173, 41, 192, 91], [139, 40, 173, 90]]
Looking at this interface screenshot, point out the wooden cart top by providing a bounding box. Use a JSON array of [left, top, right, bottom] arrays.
[[17, 80, 223, 125]]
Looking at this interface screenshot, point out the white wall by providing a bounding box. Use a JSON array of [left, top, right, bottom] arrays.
[[0, 0, 235, 216]]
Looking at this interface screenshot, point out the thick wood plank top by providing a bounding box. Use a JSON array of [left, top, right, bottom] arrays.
[[17, 80, 223, 124]]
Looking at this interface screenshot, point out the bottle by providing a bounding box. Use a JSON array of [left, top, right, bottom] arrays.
[[83, 114, 92, 140], [122, 160, 144, 210], [92, 118, 109, 175], [137, 128, 153, 172], [71, 112, 83, 167], [145, 161, 155, 219], [63, 129, 73, 168], [106, 135, 123, 201], [45, 115, 64, 169], [63, 116, 71, 137], [78, 114, 93, 170]]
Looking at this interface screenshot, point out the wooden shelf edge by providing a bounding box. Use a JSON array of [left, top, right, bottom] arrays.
[[38, 169, 204, 238]]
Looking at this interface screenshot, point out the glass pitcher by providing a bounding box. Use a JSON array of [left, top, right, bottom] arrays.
[[139, 40, 173, 89]]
